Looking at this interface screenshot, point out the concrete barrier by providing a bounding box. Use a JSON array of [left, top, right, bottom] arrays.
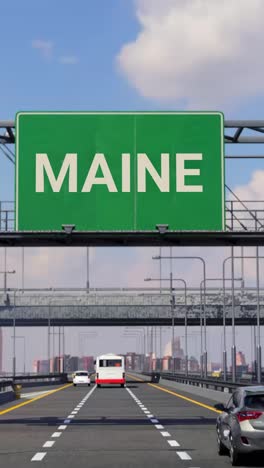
[[130, 372, 230, 405], [0, 386, 15, 405]]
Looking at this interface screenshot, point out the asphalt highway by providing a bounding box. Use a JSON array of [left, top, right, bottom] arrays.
[[0, 378, 263, 467]]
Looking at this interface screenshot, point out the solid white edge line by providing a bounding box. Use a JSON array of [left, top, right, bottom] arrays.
[[176, 452, 192, 460], [31, 452, 46, 461]]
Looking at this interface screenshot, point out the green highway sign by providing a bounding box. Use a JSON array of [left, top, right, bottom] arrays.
[[16, 112, 224, 231]]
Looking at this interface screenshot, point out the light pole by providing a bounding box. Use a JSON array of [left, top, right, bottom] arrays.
[[145, 276, 188, 375], [12, 335, 26, 374], [200, 276, 242, 380], [86, 247, 90, 292], [153, 255, 206, 377], [12, 289, 18, 377], [0, 269, 16, 293], [223, 254, 264, 383]]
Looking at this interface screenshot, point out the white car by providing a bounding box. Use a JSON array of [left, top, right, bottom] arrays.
[[73, 371, 91, 386]]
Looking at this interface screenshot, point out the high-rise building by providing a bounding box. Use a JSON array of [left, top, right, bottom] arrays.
[[0, 328, 2, 373], [236, 351, 246, 366], [80, 356, 94, 372]]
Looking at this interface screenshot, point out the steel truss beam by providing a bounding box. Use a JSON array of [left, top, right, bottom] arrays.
[[0, 230, 263, 246], [2, 120, 264, 146]]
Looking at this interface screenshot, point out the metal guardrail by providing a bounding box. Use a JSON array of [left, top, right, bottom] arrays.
[[0, 373, 68, 390], [0, 380, 13, 391], [142, 371, 263, 393], [11, 373, 68, 382]]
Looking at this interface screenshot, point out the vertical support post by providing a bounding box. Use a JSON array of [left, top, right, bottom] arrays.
[[62, 326, 65, 373], [22, 248, 24, 292], [58, 327, 61, 373], [48, 301, 51, 373], [256, 246, 262, 383], [203, 261, 207, 378], [86, 247, 90, 292], [159, 326, 162, 372], [170, 272, 175, 375], [231, 246, 236, 382], [4, 248, 7, 292], [200, 287, 204, 378], [241, 246, 244, 293], [184, 283, 188, 376], [23, 337, 26, 374], [159, 247, 162, 293], [12, 291, 16, 377], [253, 325, 257, 378], [52, 326, 55, 372], [223, 259, 227, 381]]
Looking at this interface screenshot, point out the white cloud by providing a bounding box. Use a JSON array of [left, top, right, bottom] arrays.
[[233, 170, 264, 202], [32, 39, 54, 59], [117, 0, 264, 108], [58, 55, 79, 65]]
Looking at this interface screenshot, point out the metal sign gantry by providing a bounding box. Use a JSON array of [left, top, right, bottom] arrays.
[[0, 119, 264, 246]]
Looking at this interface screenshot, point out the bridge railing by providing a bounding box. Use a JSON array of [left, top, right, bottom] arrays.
[[0, 199, 264, 232], [142, 371, 263, 393]]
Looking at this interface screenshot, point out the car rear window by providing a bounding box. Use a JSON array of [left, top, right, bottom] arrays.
[[245, 394, 264, 410], [99, 359, 122, 367], [75, 372, 88, 376]]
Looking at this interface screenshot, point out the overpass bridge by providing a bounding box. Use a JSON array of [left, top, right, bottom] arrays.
[[0, 288, 264, 326]]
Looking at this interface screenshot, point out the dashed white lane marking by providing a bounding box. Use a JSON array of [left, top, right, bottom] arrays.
[[31, 385, 97, 462], [43, 441, 55, 448], [168, 440, 180, 447], [127, 386, 193, 462], [176, 452, 192, 460], [71, 411, 78, 414], [31, 452, 46, 461]]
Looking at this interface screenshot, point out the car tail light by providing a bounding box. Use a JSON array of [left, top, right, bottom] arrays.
[[237, 411, 262, 422]]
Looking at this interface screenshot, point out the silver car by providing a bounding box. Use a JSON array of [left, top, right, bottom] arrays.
[[215, 386, 264, 466]]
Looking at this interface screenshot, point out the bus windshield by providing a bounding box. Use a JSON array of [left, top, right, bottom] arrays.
[[99, 359, 122, 367]]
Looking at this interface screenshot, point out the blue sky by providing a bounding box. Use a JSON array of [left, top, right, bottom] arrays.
[[1, 0, 264, 199], [1, 1, 264, 369]]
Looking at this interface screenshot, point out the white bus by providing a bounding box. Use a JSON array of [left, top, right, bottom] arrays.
[[95, 354, 125, 387]]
